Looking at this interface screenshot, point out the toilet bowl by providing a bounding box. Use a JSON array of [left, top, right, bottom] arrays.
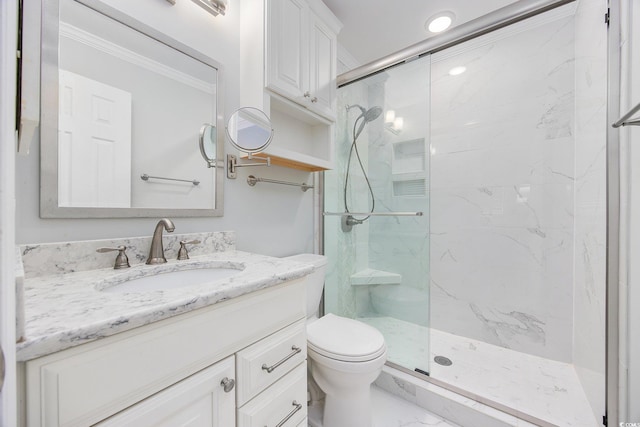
[[284, 254, 387, 427]]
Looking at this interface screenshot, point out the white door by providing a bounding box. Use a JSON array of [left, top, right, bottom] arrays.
[[58, 70, 132, 208], [266, 0, 309, 102], [0, 1, 17, 426], [95, 356, 236, 427]]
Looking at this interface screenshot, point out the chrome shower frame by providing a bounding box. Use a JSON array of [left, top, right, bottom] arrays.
[[323, 0, 621, 424]]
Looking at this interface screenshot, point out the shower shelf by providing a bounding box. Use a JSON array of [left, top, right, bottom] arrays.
[[350, 269, 402, 286]]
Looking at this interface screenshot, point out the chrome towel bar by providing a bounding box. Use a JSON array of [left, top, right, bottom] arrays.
[[246, 175, 313, 192], [323, 211, 424, 217], [613, 101, 640, 128], [140, 174, 200, 186]]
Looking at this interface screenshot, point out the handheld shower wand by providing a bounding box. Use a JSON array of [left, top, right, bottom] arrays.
[[343, 104, 383, 231]]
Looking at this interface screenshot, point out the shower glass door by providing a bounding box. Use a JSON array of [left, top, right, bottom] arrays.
[[324, 56, 432, 374], [325, 3, 606, 425]]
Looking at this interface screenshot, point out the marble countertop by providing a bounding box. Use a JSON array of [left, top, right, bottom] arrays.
[[16, 250, 313, 362]]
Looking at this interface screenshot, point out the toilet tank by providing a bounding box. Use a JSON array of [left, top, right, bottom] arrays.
[[283, 254, 327, 319]]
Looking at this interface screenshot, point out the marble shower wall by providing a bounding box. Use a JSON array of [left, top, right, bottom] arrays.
[[429, 6, 577, 362]]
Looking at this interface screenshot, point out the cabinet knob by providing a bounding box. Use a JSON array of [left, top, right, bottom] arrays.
[[303, 91, 311, 98], [220, 377, 235, 393], [311, 96, 318, 103]]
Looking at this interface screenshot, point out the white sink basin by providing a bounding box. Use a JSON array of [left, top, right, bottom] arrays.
[[102, 267, 243, 293]]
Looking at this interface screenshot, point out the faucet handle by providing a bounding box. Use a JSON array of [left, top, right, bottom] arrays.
[[177, 240, 201, 260], [96, 245, 131, 269]]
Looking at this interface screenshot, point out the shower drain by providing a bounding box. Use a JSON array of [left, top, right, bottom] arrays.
[[434, 355, 453, 366]]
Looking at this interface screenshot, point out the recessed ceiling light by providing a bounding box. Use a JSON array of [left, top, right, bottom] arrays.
[[448, 66, 467, 76], [426, 12, 455, 33]]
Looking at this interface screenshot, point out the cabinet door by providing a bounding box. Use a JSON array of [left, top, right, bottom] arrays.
[[96, 356, 236, 427], [308, 12, 337, 120], [266, 0, 309, 102]]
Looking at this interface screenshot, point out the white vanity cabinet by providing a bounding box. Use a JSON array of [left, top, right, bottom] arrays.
[[21, 278, 307, 427], [95, 356, 236, 427], [240, 0, 341, 171], [266, 0, 339, 121]]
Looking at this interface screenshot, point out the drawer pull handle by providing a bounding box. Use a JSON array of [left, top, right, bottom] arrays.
[[268, 400, 302, 427], [220, 377, 235, 393], [262, 346, 302, 373]]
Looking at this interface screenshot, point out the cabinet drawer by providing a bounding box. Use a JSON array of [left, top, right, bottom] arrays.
[[238, 363, 307, 427], [236, 319, 306, 405]]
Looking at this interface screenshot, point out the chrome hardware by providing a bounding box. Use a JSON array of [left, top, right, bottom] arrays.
[[613, 100, 640, 127], [247, 175, 313, 192], [303, 91, 318, 103], [261, 346, 301, 373], [146, 218, 175, 265], [324, 211, 424, 233], [227, 154, 271, 179], [0, 344, 5, 393], [141, 173, 200, 186], [324, 211, 424, 217], [270, 401, 303, 427], [220, 377, 235, 393], [96, 246, 131, 269], [177, 239, 201, 260]]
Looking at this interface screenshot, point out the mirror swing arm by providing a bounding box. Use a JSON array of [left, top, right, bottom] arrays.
[[226, 154, 271, 179]]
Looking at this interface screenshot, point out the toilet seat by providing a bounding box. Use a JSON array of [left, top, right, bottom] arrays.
[[307, 313, 386, 362]]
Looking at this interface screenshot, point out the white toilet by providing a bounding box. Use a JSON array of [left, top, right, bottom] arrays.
[[285, 254, 387, 427]]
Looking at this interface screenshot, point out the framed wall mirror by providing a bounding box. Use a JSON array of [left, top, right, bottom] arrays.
[[39, 0, 225, 218]]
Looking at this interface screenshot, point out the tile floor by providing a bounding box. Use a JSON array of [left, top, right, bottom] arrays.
[[359, 316, 600, 427], [371, 386, 459, 427], [308, 386, 458, 427]]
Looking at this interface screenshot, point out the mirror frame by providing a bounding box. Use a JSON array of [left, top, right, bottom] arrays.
[[40, 0, 225, 218], [225, 107, 275, 154]]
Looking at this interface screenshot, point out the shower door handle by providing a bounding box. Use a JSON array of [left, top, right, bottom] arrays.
[[323, 211, 424, 217]]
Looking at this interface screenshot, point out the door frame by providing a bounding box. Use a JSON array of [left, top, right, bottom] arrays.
[[0, 0, 18, 425]]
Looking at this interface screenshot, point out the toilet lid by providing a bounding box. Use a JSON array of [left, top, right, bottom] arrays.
[[307, 313, 386, 362]]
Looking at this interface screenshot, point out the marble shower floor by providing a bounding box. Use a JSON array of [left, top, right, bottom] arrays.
[[359, 316, 599, 427]]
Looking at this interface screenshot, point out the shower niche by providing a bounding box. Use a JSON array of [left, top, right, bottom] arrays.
[[391, 139, 427, 197]]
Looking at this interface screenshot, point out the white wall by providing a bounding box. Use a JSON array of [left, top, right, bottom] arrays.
[[16, 0, 316, 257]]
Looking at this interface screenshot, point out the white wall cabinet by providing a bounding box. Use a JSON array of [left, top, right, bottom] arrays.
[[266, 0, 338, 121], [241, 0, 341, 171], [21, 279, 307, 427]]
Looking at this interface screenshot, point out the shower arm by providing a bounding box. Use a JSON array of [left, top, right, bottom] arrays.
[[323, 211, 424, 217]]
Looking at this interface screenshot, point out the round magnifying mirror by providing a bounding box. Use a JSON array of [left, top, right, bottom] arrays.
[[199, 123, 217, 168], [226, 107, 274, 154]]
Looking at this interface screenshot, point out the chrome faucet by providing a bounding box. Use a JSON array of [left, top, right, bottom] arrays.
[[146, 218, 175, 264]]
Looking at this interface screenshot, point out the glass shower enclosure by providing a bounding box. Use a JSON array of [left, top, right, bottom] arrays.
[[323, 3, 606, 425]]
